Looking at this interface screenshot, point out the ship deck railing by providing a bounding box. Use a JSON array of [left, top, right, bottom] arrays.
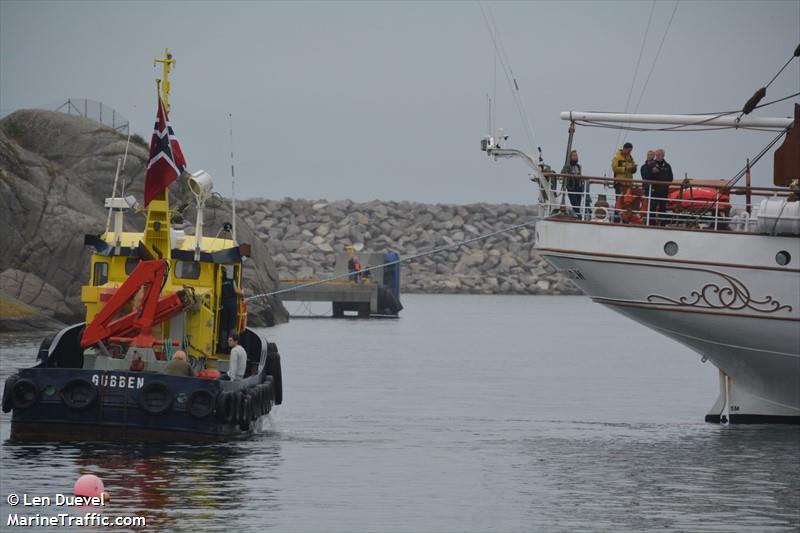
[[541, 173, 795, 233]]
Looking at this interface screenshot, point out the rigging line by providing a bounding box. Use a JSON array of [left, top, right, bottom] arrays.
[[764, 45, 800, 90], [728, 127, 787, 183], [575, 120, 783, 133], [615, 0, 657, 150], [689, 126, 788, 222], [636, 92, 796, 115], [755, 91, 800, 109], [483, 1, 535, 150], [246, 218, 540, 302], [478, 1, 537, 153], [624, 0, 680, 141], [492, 28, 497, 136]]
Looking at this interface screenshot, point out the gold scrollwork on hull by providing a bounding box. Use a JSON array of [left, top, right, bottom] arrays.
[[646, 271, 793, 313]]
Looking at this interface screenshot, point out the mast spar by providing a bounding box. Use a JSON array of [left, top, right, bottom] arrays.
[[559, 111, 792, 129]]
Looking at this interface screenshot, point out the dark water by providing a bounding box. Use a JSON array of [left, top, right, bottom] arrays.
[[1, 295, 798, 532]]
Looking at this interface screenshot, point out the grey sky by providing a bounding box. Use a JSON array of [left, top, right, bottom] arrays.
[[1, 1, 798, 204]]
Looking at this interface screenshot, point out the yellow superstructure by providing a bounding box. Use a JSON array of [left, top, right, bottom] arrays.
[[81, 225, 245, 362], [80, 49, 245, 364]]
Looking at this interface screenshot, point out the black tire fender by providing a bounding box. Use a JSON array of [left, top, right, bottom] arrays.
[[249, 390, 260, 421], [231, 390, 243, 424], [239, 393, 252, 424], [238, 393, 252, 431], [265, 351, 282, 405], [2, 374, 19, 413], [137, 381, 174, 415], [215, 392, 235, 423], [260, 382, 273, 414], [258, 385, 269, 415], [186, 389, 215, 419], [60, 379, 98, 411], [252, 386, 263, 417], [11, 378, 38, 410]]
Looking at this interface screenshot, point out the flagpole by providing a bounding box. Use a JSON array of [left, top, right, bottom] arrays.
[[229, 113, 237, 243]]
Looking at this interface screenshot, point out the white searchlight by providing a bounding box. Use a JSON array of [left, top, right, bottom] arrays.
[[188, 170, 214, 260], [188, 169, 214, 199]]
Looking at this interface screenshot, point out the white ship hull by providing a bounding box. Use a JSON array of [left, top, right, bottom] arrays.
[[535, 219, 800, 423]]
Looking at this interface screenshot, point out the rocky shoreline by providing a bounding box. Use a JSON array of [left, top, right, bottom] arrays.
[[0, 110, 578, 333], [0, 110, 288, 331], [237, 198, 579, 295]]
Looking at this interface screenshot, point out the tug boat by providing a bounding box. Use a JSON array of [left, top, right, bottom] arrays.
[[482, 97, 799, 423], [1, 51, 283, 440]]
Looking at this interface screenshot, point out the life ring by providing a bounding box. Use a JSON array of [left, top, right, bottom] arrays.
[[11, 378, 39, 410], [620, 187, 647, 225], [137, 381, 174, 415], [265, 351, 282, 405], [186, 389, 215, 419], [2, 375, 19, 413], [215, 391, 235, 423], [60, 379, 98, 411]]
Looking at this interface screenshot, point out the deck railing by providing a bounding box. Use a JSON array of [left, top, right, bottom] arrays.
[[541, 173, 795, 233]]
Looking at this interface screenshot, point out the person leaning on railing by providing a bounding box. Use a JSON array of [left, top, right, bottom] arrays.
[[611, 142, 637, 221], [561, 149, 591, 217]]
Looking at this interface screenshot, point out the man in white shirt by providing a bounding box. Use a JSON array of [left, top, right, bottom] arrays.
[[227, 333, 247, 380]]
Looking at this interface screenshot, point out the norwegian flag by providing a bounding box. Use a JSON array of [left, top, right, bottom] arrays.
[[144, 96, 187, 206]]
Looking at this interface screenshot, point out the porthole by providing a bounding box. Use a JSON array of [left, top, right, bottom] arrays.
[[664, 241, 679, 256], [775, 250, 791, 266]]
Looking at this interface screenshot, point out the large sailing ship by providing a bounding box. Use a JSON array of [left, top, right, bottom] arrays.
[[481, 79, 799, 423]]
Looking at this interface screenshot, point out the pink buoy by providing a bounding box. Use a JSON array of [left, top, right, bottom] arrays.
[[74, 474, 105, 498]]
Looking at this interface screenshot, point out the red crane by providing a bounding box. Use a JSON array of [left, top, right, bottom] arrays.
[[80, 259, 192, 349]]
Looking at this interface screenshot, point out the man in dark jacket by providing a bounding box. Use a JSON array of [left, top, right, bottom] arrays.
[[641, 150, 656, 221], [650, 148, 674, 225]]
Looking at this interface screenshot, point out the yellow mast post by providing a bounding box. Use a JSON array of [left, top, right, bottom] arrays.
[[143, 49, 177, 260], [154, 48, 176, 112]]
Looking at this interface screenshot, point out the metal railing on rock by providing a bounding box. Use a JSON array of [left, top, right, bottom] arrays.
[[1, 99, 130, 135]]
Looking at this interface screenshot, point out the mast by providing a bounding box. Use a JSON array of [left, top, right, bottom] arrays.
[[154, 48, 176, 112], [143, 49, 178, 260]]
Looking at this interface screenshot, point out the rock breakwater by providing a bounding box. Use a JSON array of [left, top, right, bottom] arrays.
[[237, 198, 579, 295]]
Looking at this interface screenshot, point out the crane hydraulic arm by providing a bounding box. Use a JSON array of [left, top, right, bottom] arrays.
[[80, 259, 193, 349]]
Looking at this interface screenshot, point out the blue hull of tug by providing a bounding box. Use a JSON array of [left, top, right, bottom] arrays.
[[8, 370, 271, 440], [3, 327, 283, 441]]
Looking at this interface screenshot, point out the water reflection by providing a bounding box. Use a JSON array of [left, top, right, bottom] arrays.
[[2, 436, 283, 531], [2, 297, 799, 532]]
